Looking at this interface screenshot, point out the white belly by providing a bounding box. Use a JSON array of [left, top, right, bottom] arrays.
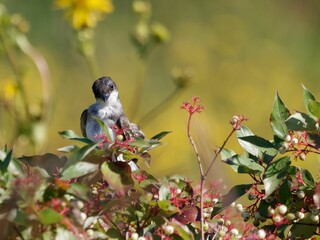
[[86, 117, 116, 144]]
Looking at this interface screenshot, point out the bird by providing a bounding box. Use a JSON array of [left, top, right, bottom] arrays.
[[80, 76, 144, 145]]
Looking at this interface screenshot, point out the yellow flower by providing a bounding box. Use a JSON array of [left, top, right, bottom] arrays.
[[55, 0, 114, 29], [0, 80, 17, 103]]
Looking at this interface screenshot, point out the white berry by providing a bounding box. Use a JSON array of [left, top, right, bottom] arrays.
[[257, 229, 266, 239]]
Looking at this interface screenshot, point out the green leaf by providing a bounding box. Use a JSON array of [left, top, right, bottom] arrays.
[[0, 148, 12, 174], [222, 154, 264, 174], [57, 145, 78, 153], [258, 200, 273, 218], [106, 228, 124, 239], [308, 100, 320, 119], [270, 92, 290, 139], [66, 183, 89, 201], [220, 148, 236, 160], [151, 131, 171, 140], [38, 208, 63, 225], [92, 117, 113, 141], [61, 162, 98, 180], [159, 182, 178, 200], [59, 130, 93, 144], [18, 153, 67, 177], [301, 168, 315, 189], [63, 143, 98, 169], [238, 135, 278, 163], [170, 221, 194, 240], [263, 156, 291, 197], [279, 179, 292, 205], [285, 112, 318, 131], [101, 161, 133, 194], [303, 84, 316, 115], [127, 138, 151, 148], [212, 184, 252, 216], [290, 220, 317, 239], [158, 200, 179, 214]]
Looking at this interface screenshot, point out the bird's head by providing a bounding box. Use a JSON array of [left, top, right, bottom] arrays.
[[92, 76, 119, 104]]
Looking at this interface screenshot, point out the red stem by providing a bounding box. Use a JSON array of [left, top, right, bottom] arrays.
[[186, 113, 205, 240]]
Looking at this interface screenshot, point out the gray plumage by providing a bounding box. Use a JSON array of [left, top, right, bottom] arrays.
[[80, 76, 144, 143]]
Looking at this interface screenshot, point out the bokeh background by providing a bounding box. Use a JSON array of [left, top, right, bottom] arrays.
[[1, 0, 320, 187]]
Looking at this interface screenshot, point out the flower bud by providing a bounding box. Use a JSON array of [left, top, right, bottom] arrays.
[[131, 233, 139, 240], [133, 22, 150, 45], [212, 198, 219, 204], [132, 0, 151, 16], [81, 212, 87, 221], [272, 214, 282, 223], [230, 228, 239, 236], [310, 214, 319, 222], [285, 135, 291, 142], [268, 207, 275, 216], [203, 222, 209, 231], [241, 211, 250, 221], [297, 190, 305, 199], [151, 22, 170, 43], [277, 205, 288, 215], [299, 153, 306, 161], [296, 211, 305, 220], [253, 219, 260, 227], [236, 203, 243, 212], [248, 193, 256, 200], [311, 208, 320, 215], [230, 116, 240, 125], [257, 229, 266, 239], [164, 225, 174, 235], [225, 220, 231, 226], [116, 134, 124, 141], [286, 212, 296, 221], [254, 212, 261, 220], [218, 230, 226, 237], [217, 218, 224, 225], [292, 137, 299, 145], [87, 229, 94, 237]]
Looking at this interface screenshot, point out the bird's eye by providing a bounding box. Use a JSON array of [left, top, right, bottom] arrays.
[[109, 84, 114, 90]]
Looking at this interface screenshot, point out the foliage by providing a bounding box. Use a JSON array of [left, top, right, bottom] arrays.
[[2, 1, 320, 240], [0, 86, 320, 239]]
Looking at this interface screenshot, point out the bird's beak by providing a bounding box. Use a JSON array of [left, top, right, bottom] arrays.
[[101, 93, 110, 102]]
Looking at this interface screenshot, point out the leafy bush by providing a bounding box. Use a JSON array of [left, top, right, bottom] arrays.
[[1, 86, 320, 239]]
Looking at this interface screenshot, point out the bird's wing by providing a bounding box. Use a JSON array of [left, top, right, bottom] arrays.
[[116, 115, 131, 140], [117, 115, 145, 139], [80, 109, 88, 137]]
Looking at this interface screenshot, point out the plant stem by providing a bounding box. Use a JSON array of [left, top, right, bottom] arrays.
[[84, 53, 98, 80], [204, 128, 236, 178], [130, 56, 147, 121], [186, 113, 205, 240], [0, 30, 30, 118], [138, 86, 182, 126]]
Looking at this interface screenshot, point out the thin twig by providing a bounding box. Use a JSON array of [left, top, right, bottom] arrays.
[[138, 87, 182, 127], [204, 128, 236, 178], [186, 114, 205, 240], [16, 35, 51, 121], [0, 30, 30, 118], [130, 56, 147, 121]]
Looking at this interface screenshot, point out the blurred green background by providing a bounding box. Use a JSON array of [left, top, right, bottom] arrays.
[[1, 0, 320, 186]]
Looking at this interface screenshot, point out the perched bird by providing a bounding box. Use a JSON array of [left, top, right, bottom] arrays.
[[80, 76, 144, 144]]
